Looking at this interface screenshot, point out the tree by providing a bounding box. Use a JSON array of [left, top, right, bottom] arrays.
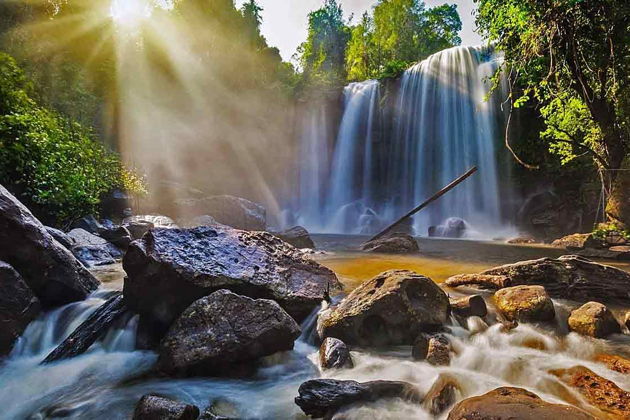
[[345, 12, 376, 81]]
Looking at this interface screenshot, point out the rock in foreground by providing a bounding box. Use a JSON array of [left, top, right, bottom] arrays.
[[0, 184, 99, 306], [494, 285, 555, 323], [447, 387, 595, 420], [158, 290, 300, 376], [295, 379, 422, 419], [124, 225, 339, 339], [567, 302, 621, 338], [133, 395, 199, 420], [320, 270, 449, 346], [360, 233, 419, 253]]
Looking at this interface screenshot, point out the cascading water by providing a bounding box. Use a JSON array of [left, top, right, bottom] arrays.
[[294, 45, 513, 237]]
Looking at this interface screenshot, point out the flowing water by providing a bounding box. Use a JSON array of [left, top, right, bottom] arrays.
[[293, 46, 514, 237], [2, 238, 629, 419]]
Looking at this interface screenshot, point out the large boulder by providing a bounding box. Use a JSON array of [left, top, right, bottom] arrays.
[[67, 228, 122, 267], [175, 195, 266, 231], [447, 387, 595, 420], [551, 233, 604, 250], [294, 379, 422, 419], [70, 215, 103, 234], [0, 185, 99, 306], [272, 226, 315, 249], [360, 233, 419, 254], [133, 395, 199, 420], [45, 227, 74, 250], [567, 302, 621, 338], [319, 270, 449, 346], [0, 261, 41, 355], [494, 285, 556, 323], [451, 256, 630, 304], [157, 290, 300, 376], [123, 225, 339, 340]]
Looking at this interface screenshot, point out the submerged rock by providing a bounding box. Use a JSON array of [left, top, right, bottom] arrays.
[[272, 226, 315, 249], [0, 184, 99, 306], [319, 337, 353, 370], [294, 379, 422, 419], [447, 387, 595, 420], [454, 256, 630, 304], [550, 366, 629, 419], [0, 261, 41, 355], [199, 398, 241, 420], [320, 270, 449, 346], [124, 225, 338, 341], [567, 302, 621, 338], [133, 395, 199, 420], [175, 195, 266, 231], [158, 290, 300, 376], [494, 285, 555, 323], [360, 233, 419, 254]]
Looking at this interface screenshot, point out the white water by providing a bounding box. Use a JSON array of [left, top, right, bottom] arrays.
[[293, 46, 515, 237], [2, 289, 629, 419]]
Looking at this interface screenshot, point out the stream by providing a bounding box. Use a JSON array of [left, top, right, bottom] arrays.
[[2, 236, 629, 419]]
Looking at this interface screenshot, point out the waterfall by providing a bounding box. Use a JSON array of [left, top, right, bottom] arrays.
[[293, 45, 512, 237]]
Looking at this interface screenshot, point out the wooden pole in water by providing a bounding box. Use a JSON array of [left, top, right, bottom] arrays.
[[367, 166, 478, 243]]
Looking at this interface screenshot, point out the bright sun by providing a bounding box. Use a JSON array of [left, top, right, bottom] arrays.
[[110, 0, 151, 27]]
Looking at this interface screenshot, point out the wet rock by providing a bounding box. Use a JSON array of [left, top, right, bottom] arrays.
[[464, 256, 630, 304], [320, 270, 449, 346], [68, 228, 122, 267], [594, 354, 630, 374], [294, 379, 422, 419], [124, 225, 338, 341], [175, 195, 266, 231], [319, 337, 353, 370], [551, 233, 604, 250], [42, 292, 127, 363], [507, 236, 537, 244], [428, 217, 467, 238], [272, 226, 315, 249], [445, 274, 512, 290], [0, 261, 41, 355], [567, 302, 621, 338], [158, 290, 300, 376], [360, 233, 419, 254], [45, 227, 74, 250], [123, 214, 177, 229], [494, 285, 555, 323], [550, 366, 629, 419], [199, 398, 241, 420], [425, 334, 451, 366], [124, 220, 155, 240], [70, 215, 103, 234], [499, 319, 519, 333], [447, 387, 595, 420], [423, 374, 460, 416], [0, 184, 99, 306], [449, 295, 487, 318], [133, 395, 199, 420], [98, 226, 132, 250]]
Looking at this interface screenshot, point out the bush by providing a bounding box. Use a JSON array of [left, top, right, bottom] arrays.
[[0, 52, 145, 225]]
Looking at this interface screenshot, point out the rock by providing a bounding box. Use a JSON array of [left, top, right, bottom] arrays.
[[67, 228, 122, 267], [199, 398, 240, 420], [625, 312, 630, 330], [577, 247, 630, 260], [507, 236, 537, 244], [124, 220, 155, 240], [42, 292, 127, 363], [123, 214, 177, 229], [425, 334, 451, 366], [100, 189, 130, 219], [428, 217, 467, 238], [157, 290, 301, 376], [98, 226, 132, 250], [594, 354, 630, 374], [320, 270, 449, 346], [517, 190, 583, 242], [273, 226, 315, 249], [445, 274, 511, 290], [499, 319, 519, 333], [567, 302, 621, 338], [494, 285, 555, 323], [175, 195, 266, 231], [70, 215, 103, 234], [133, 395, 199, 420], [411, 334, 430, 360], [360, 233, 419, 254], [423, 374, 460, 416], [124, 225, 339, 341], [447, 387, 595, 420], [0, 184, 99, 306], [319, 337, 353, 370], [550, 366, 630, 419], [45, 227, 74, 249], [0, 261, 41, 355], [183, 215, 222, 228], [294, 379, 422, 419], [551, 233, 603, 250], [463, 256, 630, 304], [449, 295, 487, 318]]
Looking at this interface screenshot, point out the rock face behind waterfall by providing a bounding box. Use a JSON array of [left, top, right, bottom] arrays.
[[320, 270, 449, 346], [158, 290, 300, 376], [0, 184, 99, 306], [0, 261, 41, 355], [123, 225, 339, 341]]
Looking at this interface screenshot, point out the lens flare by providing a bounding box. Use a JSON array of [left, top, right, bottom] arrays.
[[110, 0, 151, 27]]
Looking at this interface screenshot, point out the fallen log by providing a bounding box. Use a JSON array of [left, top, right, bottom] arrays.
[[42, 291, 127, 364], [445, 274, 512, 290]]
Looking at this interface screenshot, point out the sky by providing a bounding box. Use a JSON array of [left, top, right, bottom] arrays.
[[235, 0, 482, 62]]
